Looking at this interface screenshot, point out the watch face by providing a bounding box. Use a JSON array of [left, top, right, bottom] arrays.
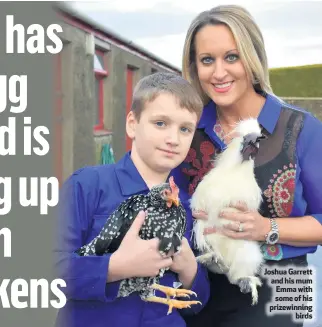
[[269, 232, 279, 244]]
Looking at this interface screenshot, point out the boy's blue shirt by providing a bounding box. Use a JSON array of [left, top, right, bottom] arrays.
[[54, 152, 210, 327]]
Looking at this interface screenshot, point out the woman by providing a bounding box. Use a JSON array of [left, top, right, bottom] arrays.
[[172, 5, 322, 327]]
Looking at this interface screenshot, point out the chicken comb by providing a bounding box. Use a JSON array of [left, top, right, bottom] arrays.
[[169, 176, 179, 194]]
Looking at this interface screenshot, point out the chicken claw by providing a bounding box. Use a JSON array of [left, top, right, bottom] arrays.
[[145, 284, 201, 315], [151, 283, 197, 298], [145, 296, 201, 315]]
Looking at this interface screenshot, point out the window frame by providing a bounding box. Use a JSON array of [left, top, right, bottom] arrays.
[[126, 66, 136, 151], [94, 48, 108, 131]]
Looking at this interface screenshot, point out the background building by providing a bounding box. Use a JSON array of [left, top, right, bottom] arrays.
[[55, 4, 180, 183], [54, 5, 322, 186]]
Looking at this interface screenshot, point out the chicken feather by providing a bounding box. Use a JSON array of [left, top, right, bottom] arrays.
[[191, 118, 266, 305]]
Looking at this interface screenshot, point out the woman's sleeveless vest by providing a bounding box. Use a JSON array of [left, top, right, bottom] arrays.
[[180, 106, 305, 260]]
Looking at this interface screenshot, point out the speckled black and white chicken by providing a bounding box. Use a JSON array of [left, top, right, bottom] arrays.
[[190, 118, 266, 305], [75, 176, 200, 314]]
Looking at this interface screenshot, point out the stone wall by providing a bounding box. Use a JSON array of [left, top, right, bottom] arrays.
[[58, 22, 97, 181], [282, 98, 322, 121], [58, 17, 177, 180]]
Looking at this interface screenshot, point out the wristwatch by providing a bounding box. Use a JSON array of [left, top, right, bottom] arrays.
[[265, 218, 279, 244]]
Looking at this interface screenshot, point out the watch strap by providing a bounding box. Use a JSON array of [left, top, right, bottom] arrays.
[[265, 218, 279, 244]]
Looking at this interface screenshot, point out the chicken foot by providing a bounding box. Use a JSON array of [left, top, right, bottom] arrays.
[[145, 283, 201, 315], [236, 276, 262, 305]]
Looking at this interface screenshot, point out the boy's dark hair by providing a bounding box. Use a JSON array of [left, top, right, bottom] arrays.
[[131, 72, 203, 121]]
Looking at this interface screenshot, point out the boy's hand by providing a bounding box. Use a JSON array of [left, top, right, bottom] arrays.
[[108, 211, 173, 282], [169, 238, 198, 289]]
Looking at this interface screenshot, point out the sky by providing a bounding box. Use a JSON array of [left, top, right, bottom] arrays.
[[70, 0, 322, 70]]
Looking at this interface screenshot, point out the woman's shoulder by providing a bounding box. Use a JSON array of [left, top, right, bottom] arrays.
[[278, 98, 321, 129], [276, 99, 322, 161], [268, 97, 322, 146]]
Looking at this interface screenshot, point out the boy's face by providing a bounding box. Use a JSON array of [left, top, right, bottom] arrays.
[[127, 93, 198, 174]]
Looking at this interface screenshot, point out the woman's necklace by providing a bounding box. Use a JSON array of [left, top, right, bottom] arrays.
[[213, 118, 226, 141], [215, 111, 238, 144]]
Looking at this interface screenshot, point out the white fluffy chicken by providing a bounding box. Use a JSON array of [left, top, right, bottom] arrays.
[[190, 118, 265, 305]]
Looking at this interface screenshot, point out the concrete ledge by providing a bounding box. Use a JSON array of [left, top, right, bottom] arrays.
[[93, 129, 113, 137]]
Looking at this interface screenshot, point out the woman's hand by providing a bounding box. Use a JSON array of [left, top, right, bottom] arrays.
[[192, 203, 270, 241], [218, 203, 270, 241], [192, 210, 217, 235]]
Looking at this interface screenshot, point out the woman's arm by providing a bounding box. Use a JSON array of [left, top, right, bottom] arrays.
[[270, 216, 322, 247], [276, 112, 322, 246], [204, 208, 322, 246]]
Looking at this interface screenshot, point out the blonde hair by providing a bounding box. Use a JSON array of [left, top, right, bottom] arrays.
[[131, 72, 203, 121], [182, 5, 273, 105]]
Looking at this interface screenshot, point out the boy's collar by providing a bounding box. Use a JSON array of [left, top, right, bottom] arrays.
[[115, 152, 150, 196], [197, 93, 282, 135], [115, 152, 172, 197]]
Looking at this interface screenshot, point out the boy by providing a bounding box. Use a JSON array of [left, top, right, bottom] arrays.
[[54, 72, 209, 327]]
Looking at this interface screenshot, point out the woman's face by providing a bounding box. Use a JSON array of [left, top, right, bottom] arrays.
[[194, 24, 253, 109]]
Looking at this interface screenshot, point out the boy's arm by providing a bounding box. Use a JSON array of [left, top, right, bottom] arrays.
[[181, 259, 210, 316], [181, 260, 210, 310], [174, 239, 210, 316], [53, 168, 121, 302]]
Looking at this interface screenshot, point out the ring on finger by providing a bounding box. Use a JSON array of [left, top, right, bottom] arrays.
[[238, 222, 244, 232]]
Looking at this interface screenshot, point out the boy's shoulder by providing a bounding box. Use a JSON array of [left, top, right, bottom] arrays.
[[65, 163, 118, 192], [71, 163, 116, 178]]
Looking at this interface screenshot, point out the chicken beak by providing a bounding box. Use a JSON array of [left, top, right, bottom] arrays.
[[171, 196, 180, 207], [241, 133, 261, 161], [167, 195, 179, 207]]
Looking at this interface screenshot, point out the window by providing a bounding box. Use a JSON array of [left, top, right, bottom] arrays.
[[126, 66, 134, 151], [94, 49, 108, 131]]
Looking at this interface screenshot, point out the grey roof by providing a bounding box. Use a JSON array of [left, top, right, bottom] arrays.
[[55, 2, 181, 73]]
